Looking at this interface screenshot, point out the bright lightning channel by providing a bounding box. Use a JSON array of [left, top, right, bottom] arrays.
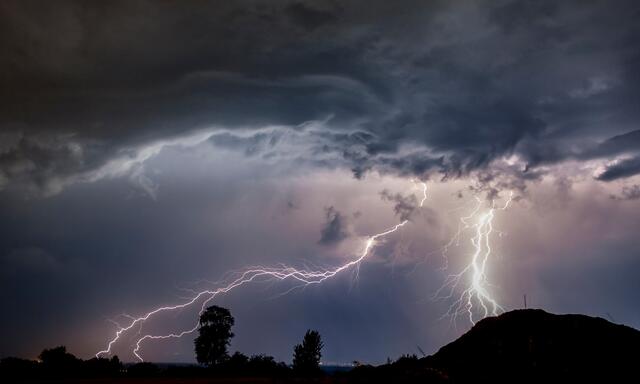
[[96, 182, 428, 361], [434, 191, 514, 325]]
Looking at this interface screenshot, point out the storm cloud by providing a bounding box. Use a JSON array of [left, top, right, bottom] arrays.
[[1, 0, 640, 196], [596, 156, 640, 181]]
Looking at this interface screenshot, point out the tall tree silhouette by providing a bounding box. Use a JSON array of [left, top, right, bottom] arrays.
[[292, 329, 323, 374], [194, 306, 234, 366]]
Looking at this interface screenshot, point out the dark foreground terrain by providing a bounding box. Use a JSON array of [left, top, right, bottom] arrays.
[[350, 309, 640, 383], [3, 309, 639, 383]]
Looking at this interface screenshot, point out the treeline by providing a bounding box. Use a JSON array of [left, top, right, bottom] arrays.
[[0, 346, 123, 379], [0, 348, 444, 382], [1, 305, 326, 380], [3, 305, 442, 381], [0, 347, 304, 379], [193, 305, 324, 376]]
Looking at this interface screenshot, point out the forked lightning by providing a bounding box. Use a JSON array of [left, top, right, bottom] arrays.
[[97, 182, 428, 361]]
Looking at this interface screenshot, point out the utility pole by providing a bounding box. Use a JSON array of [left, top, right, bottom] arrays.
[[524, 294, 527, 309]]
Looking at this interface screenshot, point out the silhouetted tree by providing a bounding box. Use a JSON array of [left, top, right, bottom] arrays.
[[39, 346, 77, 365], [292, 329, 323, 374], [38, 346, 82, 375], [194, 305, 235, 366]]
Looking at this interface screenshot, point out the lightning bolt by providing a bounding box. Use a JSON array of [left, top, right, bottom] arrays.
[[97, 182, 428, 361], [434, 191, 514, 325]]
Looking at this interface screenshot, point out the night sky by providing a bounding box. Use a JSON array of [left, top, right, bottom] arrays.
[[1, 0, 640, 364]]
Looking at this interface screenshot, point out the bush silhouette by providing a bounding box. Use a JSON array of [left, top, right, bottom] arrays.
[[293, 329, 323, 375], [194, 305, 235, 366], [82, 356, 122, 377], [247, 354, 289, 376], [38, 346, 82, 375], [221, 351, 249, 372], [0, 357, 39, 378], [0, 347, 124, 380]]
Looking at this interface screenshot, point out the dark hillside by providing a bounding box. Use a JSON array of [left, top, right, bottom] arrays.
[[350, 309, 640, 383], [427, 309, 640, 382]]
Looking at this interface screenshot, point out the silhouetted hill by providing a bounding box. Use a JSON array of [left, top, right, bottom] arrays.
[[425, 309, 640, 382], [349, 309, 640, 383]]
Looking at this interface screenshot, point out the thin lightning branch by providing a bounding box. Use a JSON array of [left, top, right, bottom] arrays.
[[434, 191, 514, 325], [97, 182, 428, 361]]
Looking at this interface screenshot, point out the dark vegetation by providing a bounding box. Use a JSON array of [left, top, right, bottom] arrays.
[[2, 309, 639, 383], [293, 330, 324, 375], [0, 305, 322, 381], [194, 306, 235, 366], [0, 346, 123, 380]]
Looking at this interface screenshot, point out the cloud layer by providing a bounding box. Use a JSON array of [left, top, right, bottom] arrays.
[[1, 0, 640, 196]]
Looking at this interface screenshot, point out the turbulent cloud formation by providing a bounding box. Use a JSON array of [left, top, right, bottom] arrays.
[[1, 0, 640, 196]]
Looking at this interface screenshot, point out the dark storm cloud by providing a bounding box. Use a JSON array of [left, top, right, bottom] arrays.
[[596, 156, 640, 181], [318, 206, 349, 246], [582, 130, 640, 160], [285, 1, 337, 30], [1, 0, 640, 195]]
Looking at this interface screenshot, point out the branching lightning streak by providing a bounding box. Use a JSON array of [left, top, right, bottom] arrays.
[[434, 191, 514, 325], [97, 182, 428, 361]]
